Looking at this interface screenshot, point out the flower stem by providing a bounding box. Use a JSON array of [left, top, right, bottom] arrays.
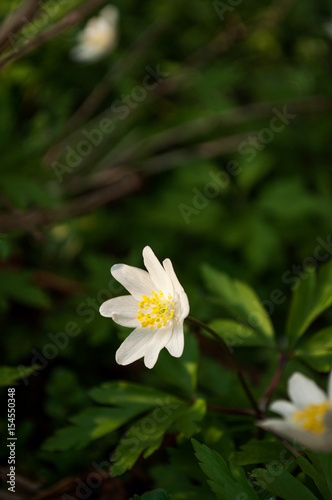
[[260, 352, 289, 414], [186, 315, 260, 415], [268, 430, 301, 457]]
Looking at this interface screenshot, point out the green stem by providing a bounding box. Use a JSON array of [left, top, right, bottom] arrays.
[[186, 315, 260, 415]]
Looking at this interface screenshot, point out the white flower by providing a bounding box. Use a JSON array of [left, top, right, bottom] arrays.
[[259, 371, 332, 451], [324, 22, 332, 39], [70, 5, 119, 62], [99, 246, 190, 369]]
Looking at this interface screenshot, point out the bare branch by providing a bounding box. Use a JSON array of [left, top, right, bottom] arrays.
[[0, 170, 141, 232], [0, 0, 41, 53], [0, 0, 107, 71]]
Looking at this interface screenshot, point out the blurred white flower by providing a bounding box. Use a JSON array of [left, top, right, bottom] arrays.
[[99, 246, 190, 369], [324, 22, 332, 39], [259, 371, 332, 451], [70, 5, 119, 62]]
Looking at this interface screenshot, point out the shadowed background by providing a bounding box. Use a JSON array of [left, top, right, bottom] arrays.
[[1, 0, 332, 498]]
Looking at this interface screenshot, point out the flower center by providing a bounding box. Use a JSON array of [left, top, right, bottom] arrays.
[[292, 402, 332, 435], [137, 290, 175, 331]]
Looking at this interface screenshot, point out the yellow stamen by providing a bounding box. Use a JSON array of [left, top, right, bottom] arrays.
[[292, 402, 332, 435], [137, 290, 175, 330]]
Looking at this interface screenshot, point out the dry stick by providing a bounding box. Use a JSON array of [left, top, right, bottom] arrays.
[[0, 170, 141, 232], [50, 94, 332, 205], [0, 0, 108, 71], [120, 95, 332, 162], [186, 316, 260, 415], [43, 20, 246, 167], [0, 0, 41, 53], [63, 19, 169, 134], [94, 95, 332, 177], [43, 19, 169, 165], [139, 132, 258, 174], [207, 404, 256, 418]]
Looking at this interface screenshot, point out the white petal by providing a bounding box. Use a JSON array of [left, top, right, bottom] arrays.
[[178, 290, 190, 320], [115, 327, 151, 366], [288, 372, 326, 408], [270, 400, 296, 419], [100, 5, 119, 24], [70, 44, 104, 62], [111, 263, 155, 301], [163, 258, 185, 292], [328, 370, 332, 400], [143, 327, 173, 369], [163, 258, 190, 320], [258, 419, 332, 452], [143, 247, 173, 296], [99, 295, 139, 327], [165, 322, 184, 358]]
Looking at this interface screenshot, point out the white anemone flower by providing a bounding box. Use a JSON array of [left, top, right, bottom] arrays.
[[259, 371, 332, 451], [70, 5, 119, 63], [99, 246, 190, 369]]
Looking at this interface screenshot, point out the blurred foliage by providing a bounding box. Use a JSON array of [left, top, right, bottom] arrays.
[[1, 0, 332, 498]]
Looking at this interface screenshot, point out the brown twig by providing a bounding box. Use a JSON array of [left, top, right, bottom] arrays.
[[33, 270, 83, 294], [0, 170, 142, 232], [0, 0, 108, 71], [43, 19, 247, 165], [60, 18, 169, 136], [207, 404, 256, 418], [0, 0, 41, 53]]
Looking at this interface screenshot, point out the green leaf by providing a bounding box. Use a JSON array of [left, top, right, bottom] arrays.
[[42, 406, 141, 451], [131, 489, 173, 500], [296, 454, 332, 500], [295, 326, 332, 372], [89, 381, 182, 410], [43, 379, 185, 452], [151, 332, 198, 398], [287, 260, 332, 347], [201, 264, 274, 343], [306, 452, 332, 500], [176, 399, 206, 438], [111, 404, 186, 476], [234, 439, 284, 466], [252, 467, 318, 500], [0, 365, 38, 387], [0, 270, 50, 308], [192, 439, 259, 500], [208, 319, 270, 347]]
